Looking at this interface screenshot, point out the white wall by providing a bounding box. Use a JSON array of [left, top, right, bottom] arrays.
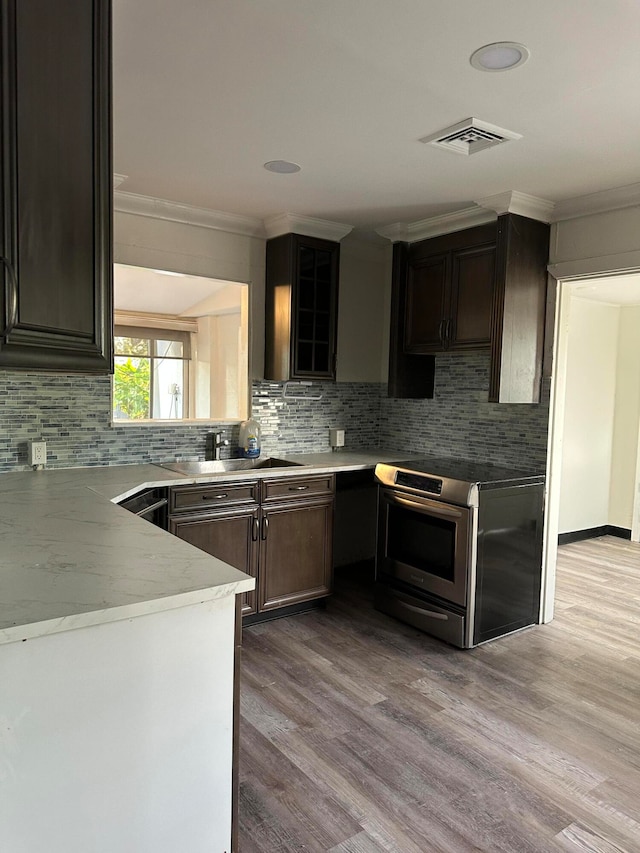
[[557, 295, 640, 534], [210, 312, 244, 419], [550, 204, 640, 273], [610, 305, 640, 529], [558, 297, 619, 533]]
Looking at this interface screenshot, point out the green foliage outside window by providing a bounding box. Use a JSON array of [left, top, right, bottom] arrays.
[[113, 332, 188, 420], [113, 336, 151, 420], [113, 357, 151, 419]]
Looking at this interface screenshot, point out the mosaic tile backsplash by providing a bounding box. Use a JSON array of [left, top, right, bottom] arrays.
[[379, 353, 550, 471], [0, 352, 550, 472]]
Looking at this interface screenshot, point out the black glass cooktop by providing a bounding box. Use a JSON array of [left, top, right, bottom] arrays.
[[388, 456, 544, 488]]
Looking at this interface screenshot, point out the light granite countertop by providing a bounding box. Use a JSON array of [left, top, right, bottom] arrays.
[[0, 450, 408, 646]]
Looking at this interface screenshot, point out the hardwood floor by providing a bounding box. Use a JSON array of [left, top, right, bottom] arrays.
[[238, 536, 640, 852]]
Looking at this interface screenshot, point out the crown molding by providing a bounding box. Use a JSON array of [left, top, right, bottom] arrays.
[[114, 192, 354, 241], [375, 222, 410, 243], [113, 180, 640, 245], [476, 191, 555, 223], [263, 212, 353, 242], [376, 206, 496, 243], [376, 190, 557, 243], [552, 182, 640, 222], [114, 190, 266, 238]]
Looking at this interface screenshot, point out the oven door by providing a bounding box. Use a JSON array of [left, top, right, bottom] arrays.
[[376, 487, 471, 607]]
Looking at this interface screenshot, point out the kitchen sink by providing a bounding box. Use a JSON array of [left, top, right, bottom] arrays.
[[159, 457, 303, 476]]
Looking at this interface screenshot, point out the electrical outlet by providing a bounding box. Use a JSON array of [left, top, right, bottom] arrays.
[[29, 440, 47, 468]]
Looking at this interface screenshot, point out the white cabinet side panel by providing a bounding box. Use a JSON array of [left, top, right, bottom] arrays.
[[0, 596, 235, 853]]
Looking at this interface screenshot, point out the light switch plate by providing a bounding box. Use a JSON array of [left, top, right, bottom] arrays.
[[330, 428, 345, 449]]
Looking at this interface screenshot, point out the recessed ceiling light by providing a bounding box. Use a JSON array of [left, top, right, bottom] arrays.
[[470, 42, 530, 72], [263, 160, 301, 174]]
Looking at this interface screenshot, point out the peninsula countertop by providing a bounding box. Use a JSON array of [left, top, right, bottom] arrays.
[[0, 450, 407, 645]]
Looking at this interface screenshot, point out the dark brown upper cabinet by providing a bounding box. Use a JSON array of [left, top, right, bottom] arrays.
[[265, 233, 339, 381], [0, 0, 113, 373], [489, 214, 550, 404], [389, 214, 549, 403], [388, 241, 436, 399], [403, 223, 496, 354]]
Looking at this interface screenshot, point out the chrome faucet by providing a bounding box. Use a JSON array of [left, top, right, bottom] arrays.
[[205, 431, 230, 460]]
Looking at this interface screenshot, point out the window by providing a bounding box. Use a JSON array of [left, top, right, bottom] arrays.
[[113, 326, 191, 420], [113, 264, 250, 423]]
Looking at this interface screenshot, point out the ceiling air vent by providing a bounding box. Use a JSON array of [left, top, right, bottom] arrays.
[[419, 118, 522, 155]]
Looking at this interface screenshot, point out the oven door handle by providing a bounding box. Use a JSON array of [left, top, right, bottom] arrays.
[[398, 601, 449, 620], [385, 492, 464, 519]]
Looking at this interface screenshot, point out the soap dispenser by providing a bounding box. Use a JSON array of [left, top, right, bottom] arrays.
[[238, 417, 261, 459]]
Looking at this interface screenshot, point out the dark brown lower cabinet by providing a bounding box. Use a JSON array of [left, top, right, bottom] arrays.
[[169, 505, 259, 616], [258, 498, 334, 612], [168, 474, 335, 619]]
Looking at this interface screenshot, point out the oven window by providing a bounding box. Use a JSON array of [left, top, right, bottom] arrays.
[[387, 504, 456, 581]]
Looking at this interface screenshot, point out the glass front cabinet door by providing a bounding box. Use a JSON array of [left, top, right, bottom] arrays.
[[265, 233, 340, 381]]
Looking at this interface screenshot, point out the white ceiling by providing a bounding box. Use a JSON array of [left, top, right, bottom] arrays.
[[112, 0, 640, 234], [572, 274, 640, 306], [114, 264, 242, 315]]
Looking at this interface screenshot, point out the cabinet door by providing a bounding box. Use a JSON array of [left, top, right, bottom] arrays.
[[387, 242, 435, 399], [403, 252, 449, 353], [448, 243, 496, 350], [265, 233, 339, 381], [258, 498, 333, 612], [294, 241, 339, 378], [170, 508, 260, 616], [0, 0, 112, 372]]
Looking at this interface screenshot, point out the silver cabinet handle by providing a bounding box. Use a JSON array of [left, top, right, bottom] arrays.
[[252, 517, 259, 541], [261, 515, 269, 540], [205, 493, 228, 500], [0, 256, 18, 338], [289, 485, 309, 491], [439, 317, 452, 348]]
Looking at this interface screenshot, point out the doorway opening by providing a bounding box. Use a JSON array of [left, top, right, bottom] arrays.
[[542, 272, 640, 621]]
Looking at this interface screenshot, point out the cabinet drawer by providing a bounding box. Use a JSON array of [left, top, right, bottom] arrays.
[[170, 481, 259, 513], [261, 474, 335, 503]]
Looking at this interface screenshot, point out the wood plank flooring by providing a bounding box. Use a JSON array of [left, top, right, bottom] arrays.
[[238, 536, 640, 852]]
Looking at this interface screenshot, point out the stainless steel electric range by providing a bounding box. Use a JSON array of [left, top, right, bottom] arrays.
[[374, 457, 545, 648]]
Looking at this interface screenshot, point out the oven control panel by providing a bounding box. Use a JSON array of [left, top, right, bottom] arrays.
[[395, 471, 443, 495]]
